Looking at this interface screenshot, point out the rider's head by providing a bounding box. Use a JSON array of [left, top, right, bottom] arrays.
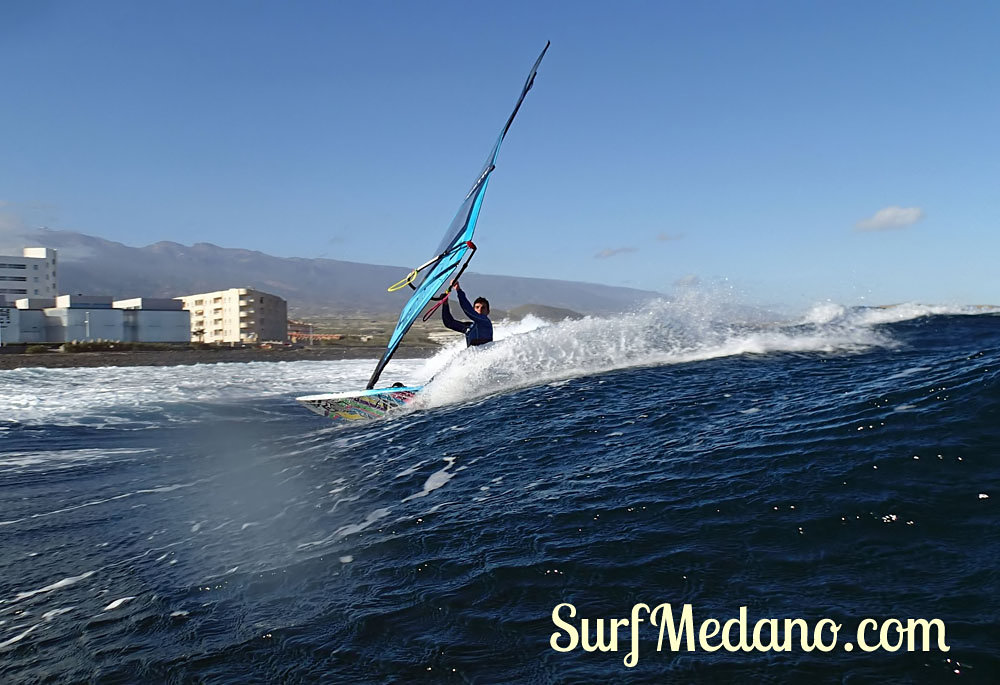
[[474, 297, 490, 316]]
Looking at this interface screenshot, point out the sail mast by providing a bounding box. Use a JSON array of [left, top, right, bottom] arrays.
[[366, 42, 549, 390]]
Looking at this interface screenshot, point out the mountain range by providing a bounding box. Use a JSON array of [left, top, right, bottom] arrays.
[[4, 228, 663, 317]]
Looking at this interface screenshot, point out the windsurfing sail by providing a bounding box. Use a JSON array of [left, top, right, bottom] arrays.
[[366, 41, 549, 389]]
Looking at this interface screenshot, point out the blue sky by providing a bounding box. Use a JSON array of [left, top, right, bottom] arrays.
[[2, 0, 998, 308]]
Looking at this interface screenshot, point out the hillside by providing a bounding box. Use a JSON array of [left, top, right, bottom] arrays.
[[6, 228, 664, 316]]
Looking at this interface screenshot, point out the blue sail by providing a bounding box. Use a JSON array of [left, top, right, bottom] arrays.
[[367, 42, 549, 389]]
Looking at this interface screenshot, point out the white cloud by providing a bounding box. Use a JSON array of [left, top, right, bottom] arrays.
[[656, 232, 684, 242], [595, 247, 637, 259], [674, 274, 700, 288], [855, 206, 925, 232]]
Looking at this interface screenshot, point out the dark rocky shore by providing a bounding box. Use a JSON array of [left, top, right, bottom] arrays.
[[0, 345, 438, 370]]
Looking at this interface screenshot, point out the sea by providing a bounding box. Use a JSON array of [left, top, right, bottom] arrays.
[[1, 299, 998, 683]]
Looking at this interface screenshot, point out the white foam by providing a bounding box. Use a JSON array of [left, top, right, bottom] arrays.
[[135, 482, 199, 495], [416, 299, 896, 410], [0, 448, 155, 472], [333, 507, 391, 538], [2, 298, 992, 428], [395, 460, 428, 479], [6, 570, 95, 604], [800, 302, 998, 327], [102, 596, 137, 611], [41, 607, 75, 620], [802, 302, 848, 325], [854, 303, 998, 325], [883, 366, 931, 381], [0, 624, 38, 648], [403, 457, 457, 502], [0, 358, 423, 427]]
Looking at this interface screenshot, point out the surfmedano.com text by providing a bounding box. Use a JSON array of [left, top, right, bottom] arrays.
[[549, 603, 950, 668]]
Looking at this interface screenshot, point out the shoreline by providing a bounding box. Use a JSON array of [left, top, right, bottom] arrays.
[[0, 345, 439, 370]]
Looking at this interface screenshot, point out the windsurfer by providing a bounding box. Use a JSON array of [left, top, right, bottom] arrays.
[[441, 281, 493, 346]]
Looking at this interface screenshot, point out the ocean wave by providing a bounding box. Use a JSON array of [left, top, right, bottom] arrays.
[[419, 298, 896, 409], [0, 359, 421, 427], [2, 299, 994, 427], [801, 301, 999, 326], [2, 310, 998, 681]]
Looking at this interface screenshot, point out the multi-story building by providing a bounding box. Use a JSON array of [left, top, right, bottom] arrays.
[[0, 246, 291, 346], [113, 298, 191, 343], [0, 294, 190, 344], [42, 295, 123, 342], [0, 247, 57, 303], [176, 288, 287, 344]]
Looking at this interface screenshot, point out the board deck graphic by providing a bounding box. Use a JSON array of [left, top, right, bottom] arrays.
[[296, 387, 422, 421]]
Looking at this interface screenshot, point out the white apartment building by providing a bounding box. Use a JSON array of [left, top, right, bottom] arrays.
[[176, 288, 287, 344], [0, 247, 57, 303]]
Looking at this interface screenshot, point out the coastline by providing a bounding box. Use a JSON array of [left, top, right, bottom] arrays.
[[0, 345, 439, 371]]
